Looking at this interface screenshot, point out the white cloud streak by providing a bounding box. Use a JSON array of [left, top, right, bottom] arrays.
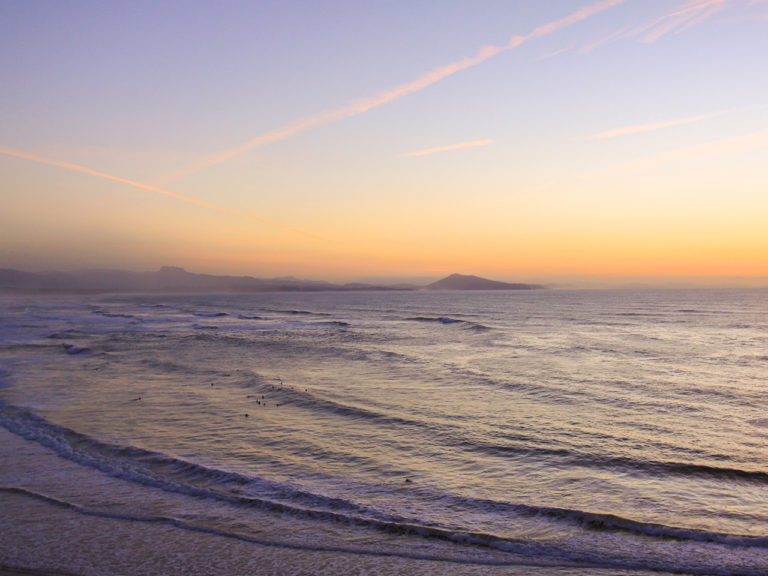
[[630, 0, 731, 43], [579, 24, 633, 53], [591, 112, 721, 140], [403, 139, 494, 157], [576, 0, 741, 54], [596, 128, 768, 175]]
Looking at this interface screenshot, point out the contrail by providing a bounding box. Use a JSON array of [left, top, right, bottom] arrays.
[[0, 146, 320, 238], [571, 1, 736, 58], [630, 0, 731, 43], [403, 139, 494, 157], [158, 0, 625, 183], [591, 128, 768, 176], [590, 112, 721, 139]]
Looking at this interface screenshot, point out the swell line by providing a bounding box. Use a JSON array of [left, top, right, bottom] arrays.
[[0, 559, 80, 576], [469, 440, 768, 485], [512, 501, 768, 547], [0, 402, 384, 521], [4, 402, 768, 548], [405, 316, 491, 331], [4, 406, 768, 575]]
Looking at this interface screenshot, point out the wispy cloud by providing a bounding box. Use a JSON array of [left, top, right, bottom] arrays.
[[579, 24, 633, 53], [0, 146, 319, 238], [596, 128, 768, 175], [159, 0, 625, 183], [535, 46, 574, 61], [403, 139, 494, 157], [590, 112, 721, 139], [521, 0, 625, 41], [576, 0, 741, 54], [630, 0, 731, 43]]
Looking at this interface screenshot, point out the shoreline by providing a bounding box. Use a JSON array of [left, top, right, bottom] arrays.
[[0, 488, 658, 576], [0, 427, 659, 576]]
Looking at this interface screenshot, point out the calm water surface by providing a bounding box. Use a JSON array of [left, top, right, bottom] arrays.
[[1, 289, 767, 574]]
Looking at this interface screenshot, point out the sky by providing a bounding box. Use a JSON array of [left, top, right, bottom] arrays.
[[2, 0, 767, 285]]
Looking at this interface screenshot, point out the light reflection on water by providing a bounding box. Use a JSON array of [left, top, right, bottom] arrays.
[[1, 288, 768, 574]]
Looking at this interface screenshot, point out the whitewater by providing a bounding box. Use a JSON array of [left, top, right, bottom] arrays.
[[1, 288, 767, 575]]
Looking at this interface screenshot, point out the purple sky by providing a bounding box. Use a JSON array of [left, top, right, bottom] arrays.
[[2, 1, 767, 284]]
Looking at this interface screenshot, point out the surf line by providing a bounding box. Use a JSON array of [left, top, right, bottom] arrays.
[[0, 146, 320, 239], [0, 486, 590, 569]]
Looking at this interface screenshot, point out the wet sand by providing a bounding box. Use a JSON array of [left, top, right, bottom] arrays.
[[1, 488, 629, 576]]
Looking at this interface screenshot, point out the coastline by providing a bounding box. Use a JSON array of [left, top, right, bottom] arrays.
[[0, 427, 658, 576], [5, 289, 761, 575]]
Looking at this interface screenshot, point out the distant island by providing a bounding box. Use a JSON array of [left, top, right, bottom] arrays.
[[0, 266, 543, 293], [426, 273, 541, 291]]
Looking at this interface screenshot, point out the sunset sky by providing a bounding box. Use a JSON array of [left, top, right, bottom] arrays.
[[2, 0, 767, 285]]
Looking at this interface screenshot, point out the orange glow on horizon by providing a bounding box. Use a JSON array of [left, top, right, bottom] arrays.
[[4, 1, 766, 286]]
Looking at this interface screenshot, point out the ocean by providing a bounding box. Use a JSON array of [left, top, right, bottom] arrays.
[[1, 289, 767, 575]]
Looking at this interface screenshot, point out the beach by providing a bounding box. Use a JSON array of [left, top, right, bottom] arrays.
[[0, 426, 641, 576], [1, 492, 628, 576]]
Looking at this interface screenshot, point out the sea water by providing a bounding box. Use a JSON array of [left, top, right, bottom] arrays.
[[1, 289, 767, 574]]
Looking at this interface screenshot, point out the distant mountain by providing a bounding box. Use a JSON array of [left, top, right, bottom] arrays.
[[0, 267, 545, 293], [0, 266, 413, 294], [426, 273, 542, 291]]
